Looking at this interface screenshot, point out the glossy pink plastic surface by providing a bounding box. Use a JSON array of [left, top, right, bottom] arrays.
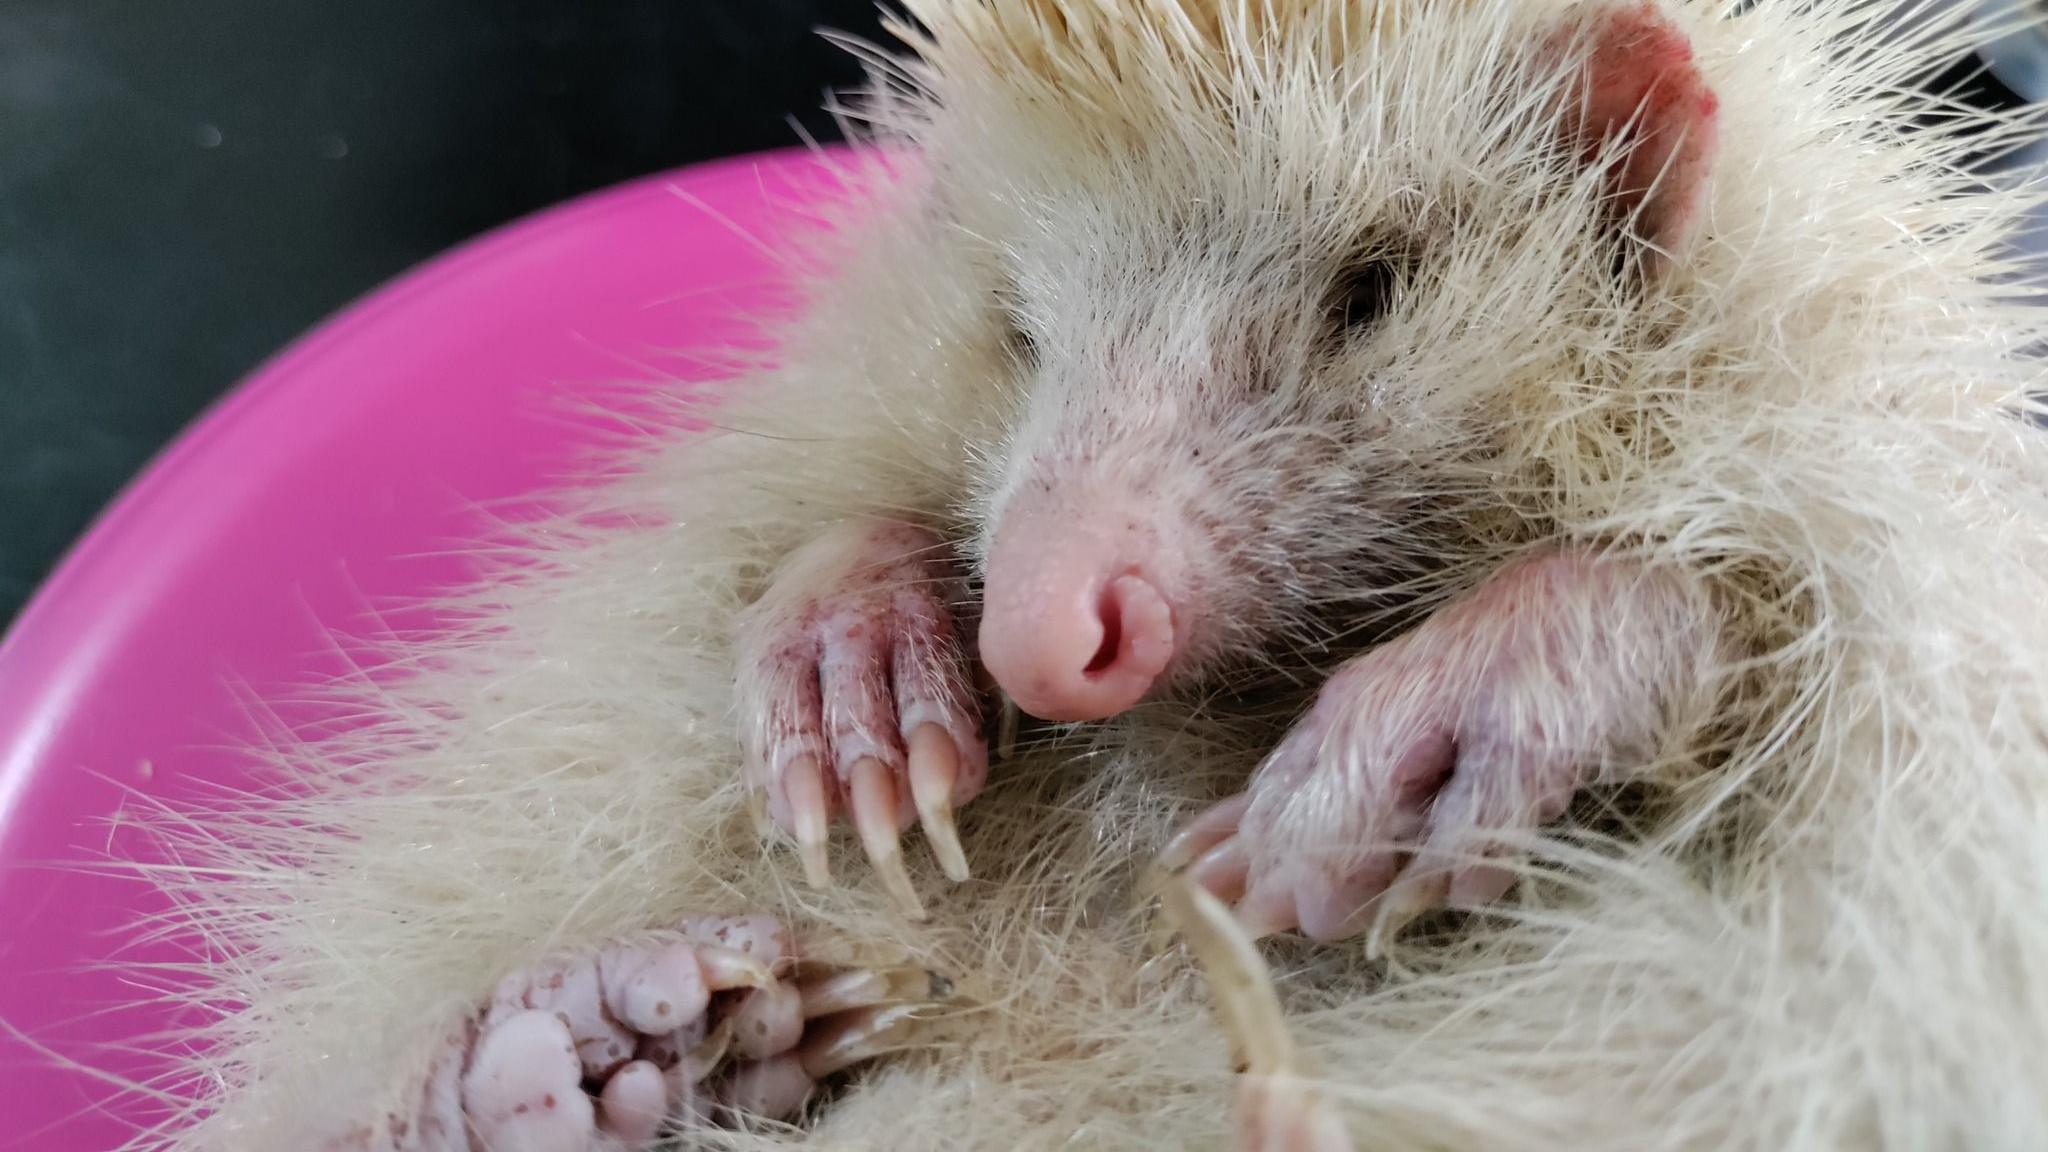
[[0, 148, 849, 1149]]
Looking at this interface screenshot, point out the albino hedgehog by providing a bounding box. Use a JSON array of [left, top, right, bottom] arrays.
[[126, 1, 2048, 1150]]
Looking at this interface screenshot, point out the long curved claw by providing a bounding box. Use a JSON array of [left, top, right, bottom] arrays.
[[1159, 876, 1295, 1076], [678, 1017, 735, 1085], [783, 755, 834, 890], [797, 966, 941, 1019], [723, 1053, 816, 1122], [1187, 839, 1253, 907], [848, 756, 926, 919], [995, 692, 1021, 761], [1160, 793, 1253, 873], [1158, 876, 1354, 1152], [696, 944, 775, 992], [907, 725, 971, 882], [1363, 878, 1440, 963], [796, 1003, 928, 1079]]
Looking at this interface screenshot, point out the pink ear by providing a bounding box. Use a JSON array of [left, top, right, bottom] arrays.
[[1551, 2, 1719, 261]]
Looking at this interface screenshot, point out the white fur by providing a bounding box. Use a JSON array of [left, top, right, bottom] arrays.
[[119, 1, 2048, 1149]]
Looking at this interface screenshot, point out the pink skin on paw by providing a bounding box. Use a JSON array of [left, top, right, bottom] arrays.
[[597, 1061, 668, 1147], [356, 914, 934, 1151], [410, 1025, 472, 1152], [323, 1023, 474, 1152], [488, 954, 639, 1081], [723, 1053, 817, 1122], [1172, 548, 1718, 943], [978, 507, 1179, 723], [736, 519, 989, 898], [461, 1009, 598, 1152], [682, 914, 792, 972], [599, 941, 710, 1036], [634, 1011, 706, 1071], [729, 980, 806, 1061]]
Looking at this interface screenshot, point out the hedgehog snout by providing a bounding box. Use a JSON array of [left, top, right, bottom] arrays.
[[978, 506, 1181, 723]]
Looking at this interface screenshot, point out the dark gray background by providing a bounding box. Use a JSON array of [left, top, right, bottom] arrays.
[[0, 5, 2023, 626], [0, 1, 889, 624]]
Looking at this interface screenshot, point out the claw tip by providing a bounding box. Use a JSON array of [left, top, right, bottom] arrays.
[[797, 838, 833, 890]]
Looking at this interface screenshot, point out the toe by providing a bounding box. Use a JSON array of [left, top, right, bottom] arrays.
[[491, 955, 637, 1081], [747, 638, 829, 832], [729, 980, 806, 1061], [1232, 870, 1300, 941], [596, 1061, 668, 1148], [599, 942, 710, 1036], [681, 914, 792, 972], [1383, 758, 1537, 927], [723, 1053, 816, 1122], [461, 1009, 597, 1152], [1160, 793, 1252, 872], [892, 593, 988, 812], [1187, 838, 1252, 905], [693, 944, 776, 992], [1291, 860, 1401, 944], [818, 614, 913, 826], [1446, 862, 1517, 909]]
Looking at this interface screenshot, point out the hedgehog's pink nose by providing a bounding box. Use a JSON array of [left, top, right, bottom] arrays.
[[978, 515, 1177, 723]]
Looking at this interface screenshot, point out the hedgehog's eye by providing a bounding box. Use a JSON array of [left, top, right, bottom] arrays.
[[993, 272, 1040, 367], [1326, 258, 1400, 338], [1002, 309, 1040, 366]]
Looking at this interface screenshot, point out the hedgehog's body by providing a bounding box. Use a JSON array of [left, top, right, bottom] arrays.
[[142, 2, 2048, 1149]]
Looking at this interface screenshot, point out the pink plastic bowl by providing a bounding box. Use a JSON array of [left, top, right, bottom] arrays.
[[0, 148, 847, 1150]]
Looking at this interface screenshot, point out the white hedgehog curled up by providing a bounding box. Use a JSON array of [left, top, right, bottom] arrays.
[[128, 1, 2048, 1149]]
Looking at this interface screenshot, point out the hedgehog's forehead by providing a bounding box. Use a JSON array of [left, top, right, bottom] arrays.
[[897, 0, 1562, 124], [898, 0, 1425, 96], [909, 0, 1567, 245]]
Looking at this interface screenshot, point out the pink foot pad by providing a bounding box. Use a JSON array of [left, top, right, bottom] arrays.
[[327, 914, 946, 1151]]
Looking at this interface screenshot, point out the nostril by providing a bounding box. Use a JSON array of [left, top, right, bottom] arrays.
[[977, 530, 1178, 722], [1084, 585, 1124, 676]]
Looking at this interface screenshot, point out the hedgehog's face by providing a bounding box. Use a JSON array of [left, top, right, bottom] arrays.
[[958, 0, 1718, 724]]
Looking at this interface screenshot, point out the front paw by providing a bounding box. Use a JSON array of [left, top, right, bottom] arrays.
[[736, 519, 988, 915], [1166, 549, 1712, 945]]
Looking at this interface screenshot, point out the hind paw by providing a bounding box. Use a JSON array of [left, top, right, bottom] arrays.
[[736, 519, 989, 915], [336, 914, 941, 1151]]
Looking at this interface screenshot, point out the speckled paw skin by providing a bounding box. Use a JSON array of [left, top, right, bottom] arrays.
[[736, 518, 991, 915], [1165, 549, 1713, 949], [327, 913, 944, 1151]]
